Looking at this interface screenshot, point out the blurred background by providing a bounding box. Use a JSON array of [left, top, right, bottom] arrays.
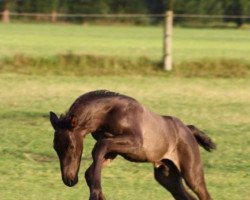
[[0, 1, 249, 200]]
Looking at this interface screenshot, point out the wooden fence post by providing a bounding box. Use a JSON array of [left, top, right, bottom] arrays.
[[163, 11, 173, 71], [2, 9, 10, 23], [51, 10, 57, 23]]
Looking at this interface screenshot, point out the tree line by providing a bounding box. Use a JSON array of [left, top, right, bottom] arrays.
[[1, 0, 249, 26]]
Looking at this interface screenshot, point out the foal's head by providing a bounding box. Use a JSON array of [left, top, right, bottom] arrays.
[[49, 111, 85, 187]]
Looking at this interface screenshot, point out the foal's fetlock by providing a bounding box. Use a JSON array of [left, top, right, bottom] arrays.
[[90, 189, 106, 200]]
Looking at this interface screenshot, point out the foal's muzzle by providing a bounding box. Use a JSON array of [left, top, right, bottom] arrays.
[[63, 176, 78, 187]]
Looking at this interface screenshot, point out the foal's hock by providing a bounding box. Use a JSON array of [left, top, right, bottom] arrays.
[[49, 90, 216, 200]]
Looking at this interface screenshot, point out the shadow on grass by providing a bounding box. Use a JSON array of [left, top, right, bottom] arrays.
[[0, 110, 49, 120]]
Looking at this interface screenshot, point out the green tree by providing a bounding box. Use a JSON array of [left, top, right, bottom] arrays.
[[223, 0, 249, 27], [66, 0, 109, 14], [108, 0, 147, 14], [0, 0, 15, 11], [174, 0, 223, 15], [1, 0, 250, 26], [223, 0, 238, 26]]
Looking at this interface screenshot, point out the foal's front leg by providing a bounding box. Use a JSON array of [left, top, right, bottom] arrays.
[[85, 163, 106, 200], [85, 154, 117, 200], [87, 136, 141, 200]]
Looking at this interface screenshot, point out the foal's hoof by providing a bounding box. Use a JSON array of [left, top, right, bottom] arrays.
[[89, 190, 106, 200]]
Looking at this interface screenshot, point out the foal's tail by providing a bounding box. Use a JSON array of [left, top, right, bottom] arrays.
[[187, 125, 216, 152]]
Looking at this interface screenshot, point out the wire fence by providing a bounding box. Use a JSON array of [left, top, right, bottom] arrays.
[[1, 12, 250, 24], [1, 12, 250, 19]]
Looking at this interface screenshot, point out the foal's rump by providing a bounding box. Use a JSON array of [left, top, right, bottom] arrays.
[[159, 116, 216, 170], [162, 116, 216, 152]]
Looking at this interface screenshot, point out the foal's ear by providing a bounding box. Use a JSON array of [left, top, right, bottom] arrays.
[[49, 111, 59, 130], [69, 115, 78, 128]]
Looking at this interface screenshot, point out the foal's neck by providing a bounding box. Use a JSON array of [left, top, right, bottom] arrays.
[[73, 99, 116, 133]]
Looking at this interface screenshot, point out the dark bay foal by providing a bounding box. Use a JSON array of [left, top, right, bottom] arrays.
[[49, 90, 216, 200]]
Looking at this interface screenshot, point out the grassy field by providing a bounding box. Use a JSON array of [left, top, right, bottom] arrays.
[[0, 23, 250, 62], [0, 23, 249, 199], [0, 74, 249, 200]]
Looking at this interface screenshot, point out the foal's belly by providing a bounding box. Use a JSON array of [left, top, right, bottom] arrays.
[[144, 144, 169, 162], [120, 149, 148, 163], [142, 130, 171, 162]]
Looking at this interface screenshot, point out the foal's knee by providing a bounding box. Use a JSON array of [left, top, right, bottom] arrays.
[[154, 164, 169, 178], [91, 140, 110, 160], [84, 168, 90, 180], [85, 167, 93, 187]]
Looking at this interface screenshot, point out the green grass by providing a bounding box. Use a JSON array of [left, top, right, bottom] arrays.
[[0, 23, 250, 63], [0, 74, 249, 200], [1, 23, 250, 78], [0, 23, 249, 199], [0, 53, 249, 78]]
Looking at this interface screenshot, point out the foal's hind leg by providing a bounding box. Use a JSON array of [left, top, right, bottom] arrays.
[[179, 146, 213, 200], [154, 160, 196, 200]]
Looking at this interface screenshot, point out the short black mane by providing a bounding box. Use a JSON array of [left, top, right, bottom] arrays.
[[77, 90, 136, 101], [66, 90, 136, 116], [84, 90, 121, 99]]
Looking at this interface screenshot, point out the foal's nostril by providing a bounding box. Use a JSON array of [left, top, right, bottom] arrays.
[[63, 176, 78, 187], [68, 180, 73, 187], [65, 179, 73, 187]]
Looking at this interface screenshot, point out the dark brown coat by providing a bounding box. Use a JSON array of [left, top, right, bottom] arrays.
[[50, 90, 216, 200]]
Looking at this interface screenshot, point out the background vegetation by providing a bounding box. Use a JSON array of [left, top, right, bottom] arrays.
[[1, 0, 250, 26]]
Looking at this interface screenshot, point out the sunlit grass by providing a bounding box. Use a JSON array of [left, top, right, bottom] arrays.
[[0, 74, 249, 199], [0, 23, 250, 63]]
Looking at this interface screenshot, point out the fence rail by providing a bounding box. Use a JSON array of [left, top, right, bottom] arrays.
[[1, 12, 250, 19]]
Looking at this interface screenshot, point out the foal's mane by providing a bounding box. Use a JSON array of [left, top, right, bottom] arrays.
[[63, 90, 135, 119], [75, 90, 135, 102], [81, 90, 122, 99]]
